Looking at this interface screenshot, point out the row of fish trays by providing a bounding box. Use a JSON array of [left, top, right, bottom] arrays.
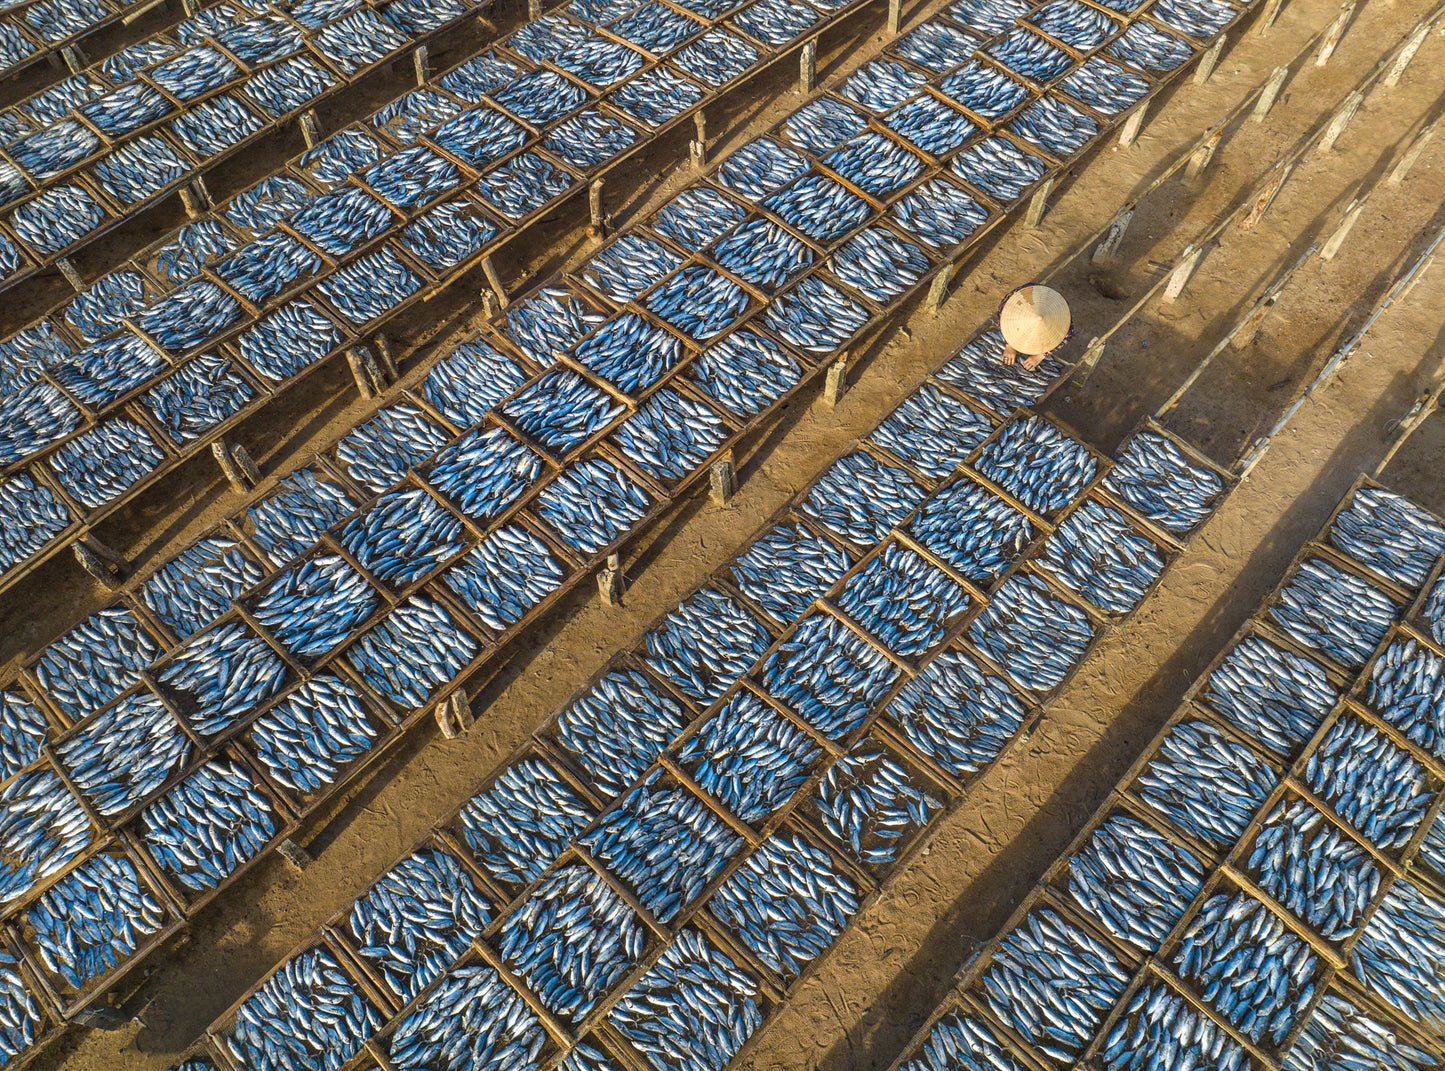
[[0, 0, 1247, 603], [0, 0, 916, 601], [0, 0, 167, 88], [0, 0, 492, 293]]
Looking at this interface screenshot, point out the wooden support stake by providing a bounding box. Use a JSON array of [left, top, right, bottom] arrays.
[[599, 553, 624, 606], [690, 111, 707, 166], [1240, 162, 1292, 229], [1117, 103, 1147, 148], [373, 336, 400, 383], [72, 536, 126, 586], [1399, 255, 1434, 301], [1072, 337, 1105, 385], [481, 256, 508, 307], [1251, 66, 1289, 123], [1384, 23, 1429, 88], [1231, 294, 1278, 348], [1320, 199, 1365, 261], [1025, 176, 1055, 227], [709, 455, 736, 506], [212, 441, 249, 493], [1164, 243, 1206, 301], [528, 0, 541, 17], [1315, 1, 1354, 66], [1184, 130, 1222, 185], [436, 692, 475, 739], [1389, 121, 1436, 184], [277, 838, 311, 870], [61, 45, 84, 73], [824, 356, 848, 406], [57, 258, 85, 292], [1318, 90, 1362, 152], [414, 44, 429, 86], [299, 110, 321, 148], [887, 0, 902, 35], [588, 179, 605, 238], [925, 261, 953, 313], [1192, 36, 1225, 84], [71, 1006, 132, 1030], [181, 0, 198, 14], [1255, 0, 1287, 34], [347, 348, 379, 399], [800, 39, 817, 93], [481, 288, 501, 318], [230, 443, 262, 486], [1091, 208, 1134, 266]]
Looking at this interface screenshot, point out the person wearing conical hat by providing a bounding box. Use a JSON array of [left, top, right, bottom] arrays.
[[998, 284, 1072, 372]]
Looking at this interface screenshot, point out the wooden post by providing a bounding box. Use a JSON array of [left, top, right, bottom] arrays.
[[299, 110, 321, 148], [824, 355, 848, 406], [800, 39, 817, 93], [599, 553, 624, 606], [178, 178, 210, 218], [181, 0, 198, 14], [230, 443, 262, 486], [1315, 1, 1354, 66], [1184, 130, 1222, 185], [1117, 103, 1147, 148], [277, 838, 311, 870], [1320, 199, 1365, 261], [1072, 337, 1106, 385], [887, 0, 902, 34], [347, 348, 379, 399], [1383, 23, 1429, 88], [1164, 243, 1206, 301], [1231, 294, 1278, 348], [528, 0, 541, 16], [588, 179, 605, 238], [212, 441, 250, 493], [61, 45, 84, 73], [72, 543, 116, 585], [1025, 176, 1055, 227], [481, 256, 508, 307], [1251, 66, 1289, 122], [925, 261, 952, 313], [1192, 36, 1225, 85], [436, 692, 475, 739], [481, 288, 501, 318], [373, 336, 400, 383], [414, 44, 429, 86], [1388, 121, 1435, 183], [1091, 208, 1134, 266], [690, 111, 707, 166], [71, 1006, 133, 1030], [72, 533, 127, 585], [1241, 162, 1292, 229], [1318, 90, 1362, 152], [709, 454, 736, 506], [56, 258, 85, 292], [1255, 0, 1287, 33]]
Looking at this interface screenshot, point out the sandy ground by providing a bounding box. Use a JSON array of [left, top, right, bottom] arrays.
[[13, 0, 1445, 1065]]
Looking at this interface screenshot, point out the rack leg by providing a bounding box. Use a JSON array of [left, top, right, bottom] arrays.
[[1117, 103, 1147, 148], [436, 692, 475, 740], [799, 38, 816, 93], [690, 111, 707, 166], [1231, 295, 1277, 348], [1318, 90, 1362, 152], [925, 261, 952, 313], [1241, 162, 1292, 229], [1184, 131, 1222, 185], [230, 443, 262, 486], [528, 0, 541, 17], [588, 179, 606, 238], [347, 348, 380, 399], [481, 256, 508, 308], [1315, 1, 1354, 66], [373, 335, 400, 383], [1384, 23, 1429, 88], [1192, 36, 1225, 84], [61, 44, 85, 72], [824, 355, 848, 407], [178, 178, 210, 218], [72, 1005, 133, 1030], [1320, 199, 1364, 261], [1389, 121, 1436, 184], [709, 455, 736, 506], [1251, 65, 1289, 122], [72, 535, 127, 586], [599, 553, 624, 606], [887, 0, 902, 34], [1072, 337, 1106, 385], [57, 258, 85, 292], [1091, 208, 1134, 266], [1164, 243, 1206, 301], [413, 44, 429, 86], [299, 109, 322, 148], [1025, 176, 1055, 227], [277, 838, 311, 871], [1255, 0, 1287, 34], [212, 441, 250, 493]]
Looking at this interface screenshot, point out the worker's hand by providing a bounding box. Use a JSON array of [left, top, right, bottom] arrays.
[[1022, 352, 1046, 372], [1002, 345, 1017, 366]]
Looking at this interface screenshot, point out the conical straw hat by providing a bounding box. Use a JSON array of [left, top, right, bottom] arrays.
[[1000, 285, 1071, 354]]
